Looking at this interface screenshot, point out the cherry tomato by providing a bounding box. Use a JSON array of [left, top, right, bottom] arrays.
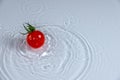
[[27, 30, 45, 48], [22, 23, 45, 49]]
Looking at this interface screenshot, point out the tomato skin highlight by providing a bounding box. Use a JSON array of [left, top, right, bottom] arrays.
[[27, 30, 45, 48]]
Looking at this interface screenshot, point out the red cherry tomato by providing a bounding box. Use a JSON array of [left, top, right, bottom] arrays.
[[27, 30, 45, 48], [22, 23, 45, 49]]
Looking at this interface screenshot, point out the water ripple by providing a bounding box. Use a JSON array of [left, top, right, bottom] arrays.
[[0, 25, 93, 80], [20, 0, 45, 18]]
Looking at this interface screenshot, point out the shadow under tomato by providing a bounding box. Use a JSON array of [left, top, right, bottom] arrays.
[[2, 34, 25, 52]]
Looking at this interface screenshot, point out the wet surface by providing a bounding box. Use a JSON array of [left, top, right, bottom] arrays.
[[0, 25, 93, 80], [0, 0, 120, 80]]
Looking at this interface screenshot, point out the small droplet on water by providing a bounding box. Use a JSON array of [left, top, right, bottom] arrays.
[[0, 25, 93, 80], [0, 24, 2, 29]]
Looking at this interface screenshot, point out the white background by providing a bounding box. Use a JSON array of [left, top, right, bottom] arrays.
[[0, 0, 120, 80]]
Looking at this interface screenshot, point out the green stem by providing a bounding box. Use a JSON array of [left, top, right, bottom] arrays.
[[21, 23, 36, 35]]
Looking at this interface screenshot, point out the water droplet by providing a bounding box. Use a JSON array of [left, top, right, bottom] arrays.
[[0, 24, 2, 29]]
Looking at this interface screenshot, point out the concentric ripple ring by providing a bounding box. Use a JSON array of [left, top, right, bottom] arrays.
[[0, 25, 93, 80]]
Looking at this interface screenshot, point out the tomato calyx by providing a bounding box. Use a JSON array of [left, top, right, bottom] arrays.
[[21, 23, 45, 49], [21, 23, 36, 35]]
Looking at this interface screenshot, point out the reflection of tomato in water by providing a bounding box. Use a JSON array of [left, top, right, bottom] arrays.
[[22, 23, 45, 48]]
